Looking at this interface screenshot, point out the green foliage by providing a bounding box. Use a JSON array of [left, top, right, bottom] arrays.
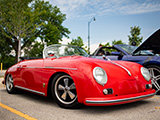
[[102, 42, 110, 47], [68, 36, 84, 47], [128, 26, 143, 46], [0, 35, 12, 56], [0, 0, 39, 62], [32, 0, 70, 46], [0, 55, 15, 69], [0, 0, 70, 63], [112, 40, 125, 45], [101, 40, 124, 47], [24, 41, 44, 58], [99, 40, 125, 53]]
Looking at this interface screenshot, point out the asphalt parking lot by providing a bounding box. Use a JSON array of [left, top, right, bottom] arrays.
[[0, 70, 160, 120], [0, 70, 5, 77]]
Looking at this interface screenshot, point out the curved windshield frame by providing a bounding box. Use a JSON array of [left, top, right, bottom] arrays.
[[43, 44, 88, 58], [118, 44, 154, 56]]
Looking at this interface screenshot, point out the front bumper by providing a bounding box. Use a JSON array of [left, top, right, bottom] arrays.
[[84, 89, 156, 106]]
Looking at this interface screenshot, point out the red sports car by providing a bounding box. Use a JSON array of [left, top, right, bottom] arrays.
[[3, 44, 155, 108]]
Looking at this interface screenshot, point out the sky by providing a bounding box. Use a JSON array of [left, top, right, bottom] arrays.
[[44, 0, 160, 53]]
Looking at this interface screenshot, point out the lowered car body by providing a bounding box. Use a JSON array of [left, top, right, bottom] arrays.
[[3, 44, 155, 108]]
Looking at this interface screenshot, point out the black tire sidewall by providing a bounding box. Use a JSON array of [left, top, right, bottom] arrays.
[[51, 73, 80, 109], [146, 65, 160, 94], [6, 74, 16, 94]]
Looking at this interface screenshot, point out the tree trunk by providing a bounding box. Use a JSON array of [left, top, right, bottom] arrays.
[[17, 38, 21, 62], [15, 51, 18, 63], [14, 39, 21, 63]]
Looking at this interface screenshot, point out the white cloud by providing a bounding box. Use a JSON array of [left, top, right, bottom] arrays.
[[84, 41, 107, 54], [90, 43, 99, 54], [45, 0, 160, 19], [118, 2, 160, 15], [60, 37, 72, 44]]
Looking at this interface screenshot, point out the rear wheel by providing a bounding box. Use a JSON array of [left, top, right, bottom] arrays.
[[51, 74, 80, 108], [146, 65, 160, 93], [6, 74, 17, 94]]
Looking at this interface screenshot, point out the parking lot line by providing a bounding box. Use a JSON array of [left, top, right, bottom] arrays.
[[0, 103, 37, 120]]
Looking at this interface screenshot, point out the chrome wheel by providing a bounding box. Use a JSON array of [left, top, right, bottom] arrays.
[[6, 74, 16, 93], [147, 66, 160, 92], [51, 74, 80, 108], [55, 75, 77, 104]]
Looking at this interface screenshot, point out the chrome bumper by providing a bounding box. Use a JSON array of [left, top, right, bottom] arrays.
[[85, 91, 156, 105]]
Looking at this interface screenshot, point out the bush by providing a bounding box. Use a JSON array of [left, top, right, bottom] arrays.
[[0, 55, 15, 70]]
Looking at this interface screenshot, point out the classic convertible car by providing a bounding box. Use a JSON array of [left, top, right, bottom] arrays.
[[3, 44, 155, 108], [91, 29, 160, 92]]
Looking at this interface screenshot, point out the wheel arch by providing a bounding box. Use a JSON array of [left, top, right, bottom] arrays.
[[47, 72, 71, 97], [143, 62, 160, 68]]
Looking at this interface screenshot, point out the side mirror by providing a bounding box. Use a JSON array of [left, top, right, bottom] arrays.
[[48, 51, 55, 57], [47, 51, 59, 58]]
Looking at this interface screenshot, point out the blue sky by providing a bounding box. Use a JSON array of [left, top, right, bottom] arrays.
[[45, 0, 160, 53]]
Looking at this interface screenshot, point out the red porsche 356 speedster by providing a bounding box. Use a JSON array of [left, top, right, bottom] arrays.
[[3, 44, 155, 108]]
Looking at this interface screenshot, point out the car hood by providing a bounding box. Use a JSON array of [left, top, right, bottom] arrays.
[[133, 29, 160, 54]]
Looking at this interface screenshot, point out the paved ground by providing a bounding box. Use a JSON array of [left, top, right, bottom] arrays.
[[0, 70, 5, 88], [0, 78, 5, 88], [0, 88, 160, 120], [0, 70, 160, 120], [0, 70, 6, 77]]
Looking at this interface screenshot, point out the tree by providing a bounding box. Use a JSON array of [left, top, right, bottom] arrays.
[[68, 36, 84, 47], [98, 40, 125, 53], [0, 0, 36, 62], [112, 40, 125, 45], [31, 0, 70, 45], [102, 42, 110, 47], [128, 26, 143, 46], [0, 55, 15, 70], [100, 40, 124, 47], [23, 41, 44, 58], [0, 32, 12, 57], [0, 0, 70, 63]]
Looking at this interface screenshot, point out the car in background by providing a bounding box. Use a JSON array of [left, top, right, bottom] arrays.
[[91, 29, 160, 92], [3, 44, 155, 108]]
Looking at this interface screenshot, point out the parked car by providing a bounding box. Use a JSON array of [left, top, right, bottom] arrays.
[[3, 44, 155, 108], [91, 29, 160, 92]]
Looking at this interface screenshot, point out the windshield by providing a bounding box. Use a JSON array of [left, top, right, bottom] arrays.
[[118, 44, 154, 56], [43, 44, 88, 58]]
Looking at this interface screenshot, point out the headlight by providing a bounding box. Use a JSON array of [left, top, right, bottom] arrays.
[[141, 67, 151, 81], [93, 67, 108, 85]]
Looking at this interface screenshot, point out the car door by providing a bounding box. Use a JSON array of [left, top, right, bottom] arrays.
[[122, 55, 154, 65], [92, 46, 122, 60], [17, 59, 44, 92]]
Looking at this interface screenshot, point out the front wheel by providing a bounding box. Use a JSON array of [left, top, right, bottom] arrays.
[[146, 65, 160, 93], [6, 74, 17, 94], [51, 74, 81, 108]]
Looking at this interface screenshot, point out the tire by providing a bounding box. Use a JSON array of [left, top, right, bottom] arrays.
[[146, 65, 160, 94], [6, 74, 17, 94], [51, 73, 81, 108]]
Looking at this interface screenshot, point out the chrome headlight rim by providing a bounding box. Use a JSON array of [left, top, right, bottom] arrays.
[[141, 67, 151, 81], [93, 67, 108, 86]]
